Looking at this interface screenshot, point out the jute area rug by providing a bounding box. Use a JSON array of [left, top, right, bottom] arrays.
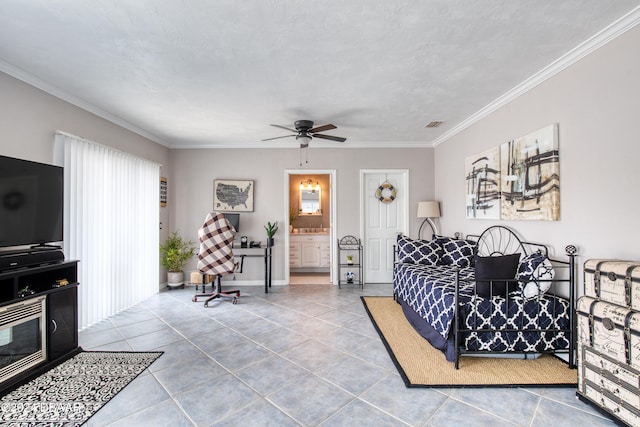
[[1, 351, 163, 426], [362, 296, 577, 388]]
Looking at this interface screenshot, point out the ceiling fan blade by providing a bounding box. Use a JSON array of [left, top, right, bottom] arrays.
[[270, 124, 297, 132], [309, 124, 336, 133], [261, 134, 296, 141], [313, 134, 346, 142]]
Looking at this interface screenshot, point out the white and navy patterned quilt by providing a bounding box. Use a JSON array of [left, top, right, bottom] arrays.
[[461, 294, 570, 352], [394, 263, 570, 351], [394, 263, 475, 339]]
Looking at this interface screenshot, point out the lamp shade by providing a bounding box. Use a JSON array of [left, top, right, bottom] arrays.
[[417, 201, 441, 218]]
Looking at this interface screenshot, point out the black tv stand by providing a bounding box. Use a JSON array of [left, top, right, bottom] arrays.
[[0, 260, 80, 395]]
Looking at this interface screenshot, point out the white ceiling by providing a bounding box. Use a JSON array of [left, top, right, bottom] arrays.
[[1, 1, 639, 149]]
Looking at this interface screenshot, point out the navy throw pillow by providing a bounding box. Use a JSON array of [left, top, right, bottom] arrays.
[[438, 237, 476, 267], [396, 235, 441, 266], [474, 253, 521, 297]]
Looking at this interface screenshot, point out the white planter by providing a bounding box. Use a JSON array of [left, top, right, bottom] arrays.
[[167, 271, 184, 288]]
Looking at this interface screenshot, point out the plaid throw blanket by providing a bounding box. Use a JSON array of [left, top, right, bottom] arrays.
[[197, 212, 236, 276]]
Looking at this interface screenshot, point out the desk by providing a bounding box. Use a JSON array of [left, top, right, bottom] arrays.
[[232, 244, 273, 293]]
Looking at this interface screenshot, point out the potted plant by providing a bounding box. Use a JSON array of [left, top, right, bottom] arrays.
[[264, 221, 278, 247], [347, 255, 354, 265], [160, 231, 196, 288], [289, 207, 297, 232]]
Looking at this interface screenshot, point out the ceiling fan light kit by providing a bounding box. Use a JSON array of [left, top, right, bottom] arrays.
[[296, 134, 312, 148]]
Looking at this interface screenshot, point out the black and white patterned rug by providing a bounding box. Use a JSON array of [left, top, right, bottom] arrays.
[[0, 351, 163, 426]]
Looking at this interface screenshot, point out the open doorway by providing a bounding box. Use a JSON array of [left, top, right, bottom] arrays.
[[284, 170, 337, 286]]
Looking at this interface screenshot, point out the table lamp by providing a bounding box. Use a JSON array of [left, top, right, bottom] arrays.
[[417, 201, 441, 240]]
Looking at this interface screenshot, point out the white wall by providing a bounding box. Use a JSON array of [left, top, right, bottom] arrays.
[[0, 71, 171, 285], [170, 147, 435, 283], [434, 25, 640, 270]]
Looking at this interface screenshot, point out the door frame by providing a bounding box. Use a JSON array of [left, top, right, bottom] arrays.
[[360, 169, 409, 283], [284, 169, 338, 285]]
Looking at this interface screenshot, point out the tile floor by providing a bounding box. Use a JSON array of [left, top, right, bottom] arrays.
[[80, 281, 614, 427]]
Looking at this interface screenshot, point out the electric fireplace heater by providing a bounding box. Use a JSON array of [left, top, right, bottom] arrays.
[[0, 296, 47, 384]]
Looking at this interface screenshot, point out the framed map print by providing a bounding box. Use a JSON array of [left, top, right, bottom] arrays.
[[214, 179, 254, 212]]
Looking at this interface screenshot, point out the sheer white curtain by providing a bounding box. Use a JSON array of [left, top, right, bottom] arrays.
[[55, 131, 160, 329]]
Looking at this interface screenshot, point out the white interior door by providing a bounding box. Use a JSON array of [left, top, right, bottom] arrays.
[[361, 170, 408, 283]]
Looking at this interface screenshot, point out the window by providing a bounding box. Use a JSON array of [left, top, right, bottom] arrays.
[[56, 132, 160, 329]]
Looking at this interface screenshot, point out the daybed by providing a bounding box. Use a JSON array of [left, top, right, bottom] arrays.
[[393, 225, 576, 369]]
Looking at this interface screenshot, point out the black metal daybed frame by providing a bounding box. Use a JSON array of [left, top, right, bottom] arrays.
[[395, 225, 577, 370]]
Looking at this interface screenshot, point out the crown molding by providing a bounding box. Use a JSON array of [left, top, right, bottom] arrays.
[[432, 5, 640, 147], [0, 59, 169, 148], [168, 140, 433, 149]]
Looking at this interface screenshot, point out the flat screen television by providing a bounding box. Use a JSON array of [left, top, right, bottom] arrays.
[[223, 213, 239, 232], [0, 155, 63, 248]]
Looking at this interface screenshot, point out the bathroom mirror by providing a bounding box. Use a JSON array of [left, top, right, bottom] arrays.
[[300, 186, 321, 215]]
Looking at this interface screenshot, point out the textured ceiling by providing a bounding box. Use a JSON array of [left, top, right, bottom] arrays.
[[0, 1, 639, 148]]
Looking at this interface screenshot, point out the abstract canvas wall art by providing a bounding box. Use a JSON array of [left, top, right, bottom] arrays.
[[500, 124, 560, 221], [465, 146, 501, 219]]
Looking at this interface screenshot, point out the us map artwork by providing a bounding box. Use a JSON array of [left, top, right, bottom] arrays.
[[214, 180, 254, 212], [464, 124, 560, 221]]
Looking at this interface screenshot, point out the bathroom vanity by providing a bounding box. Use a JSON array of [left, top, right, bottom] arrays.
[[290, 232, 330, 271]]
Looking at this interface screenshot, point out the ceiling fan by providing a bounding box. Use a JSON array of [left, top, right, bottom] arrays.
[[262, 120, 347, 147]]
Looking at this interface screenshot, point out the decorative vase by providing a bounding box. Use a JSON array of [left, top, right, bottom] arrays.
[[346, 271, 354, 284], [167, 271, 184, 288]]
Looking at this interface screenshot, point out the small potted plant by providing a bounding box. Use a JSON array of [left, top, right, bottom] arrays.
[[346, 255, 354, 265], [264, 221, 278, 247], [289, 207, 297, 232], [160, 231, 196, 288]]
